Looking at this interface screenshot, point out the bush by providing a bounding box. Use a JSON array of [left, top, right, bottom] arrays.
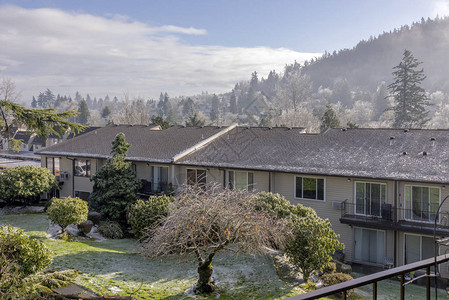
[[97, 221, 123, 239], [0, 166, 57, 204], [321, 273, 354, 298], [128, 196, 173, 239], [255, 192, 294, 219], [47, 197, 88, 235], [0, 225, 52, 277], [322, 261, 337, 275]]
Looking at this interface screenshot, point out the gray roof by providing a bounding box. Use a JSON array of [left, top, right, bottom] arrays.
[[36, 125, 228, 163], [178, 127, 449, 184]]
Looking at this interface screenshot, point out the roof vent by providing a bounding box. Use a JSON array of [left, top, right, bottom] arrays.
[[246, 126, 250, 129], [288, 127, 292, 130], [404, 129, 409, 132], [201, 134, 204, 139], [390, 136, 395, 140], [402, 151, 408, 155], [268, 127, 272, 130], [341, 128, 347, 131], [423, 151, 428, 156], [430, 137, 436, 141]]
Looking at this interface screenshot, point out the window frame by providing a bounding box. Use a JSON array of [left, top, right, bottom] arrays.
[[186, 168, 207, 187], [404, 184, 440, 223], [227, 170, 254, 191], [354, 181, 387, 217], [404, 233, 438, 265], [353, 227, 386, 265], [46, 157, 60, 177], [74, 159, 91, 177], [294, 175, 326, 201]]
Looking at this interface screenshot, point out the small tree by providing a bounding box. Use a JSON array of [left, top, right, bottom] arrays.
[[0, 166, 57, 204], [151, 115, 170, 129], [320, 103, 341, 133], [185, 112, 206, 127], [141, 186, 289, 294], [388, 49, 431, 128], [47, 197, 88, 235], [88, 133, 142, 226]]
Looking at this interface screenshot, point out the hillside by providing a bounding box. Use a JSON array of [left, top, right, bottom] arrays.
[[302, 16, 449, 92]]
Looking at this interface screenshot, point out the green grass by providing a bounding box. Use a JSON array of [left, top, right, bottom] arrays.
[[0, 213, 301, 299]]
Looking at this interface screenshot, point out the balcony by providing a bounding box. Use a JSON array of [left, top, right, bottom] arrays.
[[340, 201, 449, 235]]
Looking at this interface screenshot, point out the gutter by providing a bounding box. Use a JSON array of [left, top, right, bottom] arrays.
[[171, 124, 238, 163]]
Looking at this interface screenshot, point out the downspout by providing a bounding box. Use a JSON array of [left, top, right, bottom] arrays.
[[268, 172, 272, 192], [65, 157, 76, 197], [222, 169, 226, 188], [394, 180, 398, 268]]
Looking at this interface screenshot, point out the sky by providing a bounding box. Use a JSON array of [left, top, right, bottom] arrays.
[[0, 0, 448, 102]]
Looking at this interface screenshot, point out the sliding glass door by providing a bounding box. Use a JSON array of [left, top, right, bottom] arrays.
[[355, 182, 386, 217], [354, 228, 385, 264], [404, 186, 439, 222]]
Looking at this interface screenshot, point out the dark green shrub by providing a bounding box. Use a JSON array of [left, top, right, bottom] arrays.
[[322, 261, 337, 275], [321, 273, 354, 298], [255, 192, 293, 219], [0, 225, 52, 277], [128, 196, 173, 239], [97, 221, 123, 239], [47, 197, 88, 236], [0, 166, 57, 204]]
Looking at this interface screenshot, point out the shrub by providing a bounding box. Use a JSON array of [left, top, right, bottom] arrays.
[[128, 196, 173, 239], [321, 273, 354, 298], [322, 261, 337, 275], [47, 197, 88, 235], [0, 166, 57, 204], [255, 192, 294, 219], [0, 225, 52, 277], [97, 221, 123, 239]]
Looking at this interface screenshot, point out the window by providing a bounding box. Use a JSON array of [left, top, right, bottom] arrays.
[[405, 234, 435, 264], [355, 182, 386, 217], [228, 171, 254, 191], [46, 157, 60, 177], [152, 166, 169, 192], [295, 176, 324, 200], [187, 169, 207, 187], [354, 228, 385, 265], [404, 185, 439, 222], [74, 159, 91, 177], [75, 191, 90, 201]]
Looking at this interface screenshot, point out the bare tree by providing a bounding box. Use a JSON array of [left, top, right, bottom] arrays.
[[278, 69, 312, 112], [140, 185, 289, 294]]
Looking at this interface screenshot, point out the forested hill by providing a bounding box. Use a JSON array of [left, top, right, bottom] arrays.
[[302, 16, 449, 92]]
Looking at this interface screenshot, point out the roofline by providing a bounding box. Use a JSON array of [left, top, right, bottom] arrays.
[[175, 162, 449, 185], [171, 124, 238, 162]]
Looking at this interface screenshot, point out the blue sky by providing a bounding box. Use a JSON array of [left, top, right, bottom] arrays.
[[0, 0, 448, 100]]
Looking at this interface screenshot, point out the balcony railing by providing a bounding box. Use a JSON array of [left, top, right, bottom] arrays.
[[340, 201, 449, 235]]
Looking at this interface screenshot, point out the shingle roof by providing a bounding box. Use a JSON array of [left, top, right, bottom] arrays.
[[36, 125, 229, 163], [178, 127, 449, 184]]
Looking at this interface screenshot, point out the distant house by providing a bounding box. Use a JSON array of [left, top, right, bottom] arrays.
[[37, 125, 449, 279]]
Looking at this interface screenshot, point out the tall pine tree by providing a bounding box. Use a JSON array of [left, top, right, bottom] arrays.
[[320, 104, 341, 133], [388, 49, 430, 128]]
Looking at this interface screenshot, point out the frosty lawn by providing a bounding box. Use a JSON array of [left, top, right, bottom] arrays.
[[0, 213, 301, 299]]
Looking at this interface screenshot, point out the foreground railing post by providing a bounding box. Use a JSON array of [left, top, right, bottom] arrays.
[[426, 266, 430, 300], [373, 282, 377, 300], [401, 274, 405, 300]]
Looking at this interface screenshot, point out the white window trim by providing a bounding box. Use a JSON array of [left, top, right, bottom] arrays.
[[403, 233, 439, 265], [353, 181, 387, 217], [228, 170, 254, 191], [403, 184, 441, 223], [353, 227, 386, 266], [294, 175, 326, 202]]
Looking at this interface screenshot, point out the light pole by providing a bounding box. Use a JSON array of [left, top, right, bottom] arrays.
[[433, 194, 449, 300]]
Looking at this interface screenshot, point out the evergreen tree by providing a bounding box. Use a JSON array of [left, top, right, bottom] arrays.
[[250, 71, 258, 90], [320, 104, 341, 133], [85, 94, 93, 109], [229, 90, 237, 114], [88, 133, 141, 226], [44, 89, 55, 107], [387, 49, 431, 128], [151, 115, 170, 129], [31, 96, 37, 108], [185, 112, 205, 127], [74, 91, 82, 102], [37, 92, 45, 107], [77, 100, 90, 125], [209, 94, 220, 121], [101, 106, 111, 119], [182, 97, 196, 116]]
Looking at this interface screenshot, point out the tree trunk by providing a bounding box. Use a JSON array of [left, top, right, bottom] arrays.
[[195, 260, 214, 294]]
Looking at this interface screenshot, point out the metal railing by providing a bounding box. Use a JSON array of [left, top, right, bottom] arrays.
[[284, 254, 449, 300]]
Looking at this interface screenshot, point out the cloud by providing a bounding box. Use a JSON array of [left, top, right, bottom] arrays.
[[0, 5, 319, 100]]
